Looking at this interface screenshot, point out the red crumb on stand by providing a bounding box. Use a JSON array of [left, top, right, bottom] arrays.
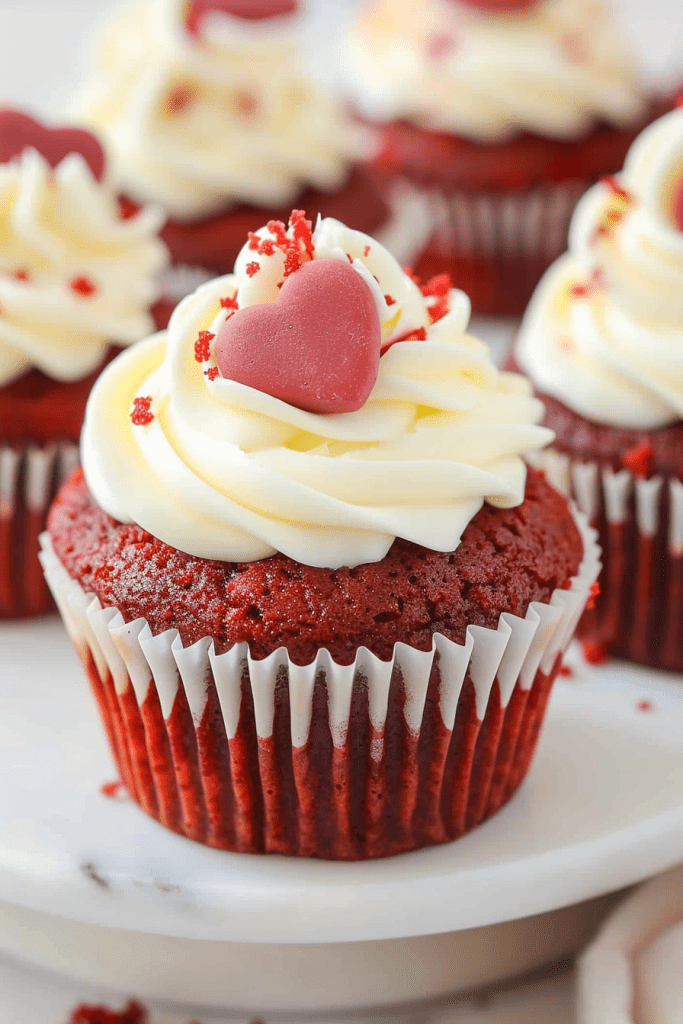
[[70, 276, 98, 298], [100, 780, 125, 799], [130, 396, 154, 426], [637, 699, 655, 712], [67, 999, 148, 1024], [582, 641, 608, 665], [194, 330, 215, 363], [622, 441, 654, 479]]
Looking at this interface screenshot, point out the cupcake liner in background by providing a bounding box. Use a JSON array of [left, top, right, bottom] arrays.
[[532, 450, 683, 673], [0, 443, 79, 618], [39, 508, 599, 861], [413, 181, 590, 315]]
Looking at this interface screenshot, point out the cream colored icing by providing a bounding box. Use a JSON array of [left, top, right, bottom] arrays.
[[517, 107, 683, 430], [347, 0, 646, 142], [75, 0, 370, 221], [0, 148, 168, 387], [82, 215, 551, 568]]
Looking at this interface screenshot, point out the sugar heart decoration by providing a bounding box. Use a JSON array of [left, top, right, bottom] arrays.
[[448, 0, 539, 12], [187, 0, 298, 34], [215, 259, 381, 414], [0, 109, 105, 180]]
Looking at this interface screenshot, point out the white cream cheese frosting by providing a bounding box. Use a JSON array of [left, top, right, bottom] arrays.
[[0, 148, 168, 388], [82, 214, 552, 568], [517, 107, 683, 430], [75, 0, 370, 221], [347, 0, 646, 143]]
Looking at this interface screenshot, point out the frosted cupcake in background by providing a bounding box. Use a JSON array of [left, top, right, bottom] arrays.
[[73, 0, 429, 311], [42, 210, 599, 859], [0, 108, 168, 618], [515, 105, 683, 671], [345, 0, 665, 315]]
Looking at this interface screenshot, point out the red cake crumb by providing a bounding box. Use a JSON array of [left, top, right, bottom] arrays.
[[582, 641, 608, 665], [601, 174, 632, 203], [622, 441, 654, 479], [384, 294, 396, 306], [70, 276, 97, 298], [220, 294, 239, 310], [48, 467, 582, 667], [13, 267, 30, 281], [194, 330, 215, 363], [167, 84, 195, 114], [130, 396, 154, 426], [558, 663, 574, 677], [637, 699, 654, 712], [67, 999, 147, 1024], [117, 196, 139, 221], [586, 581, 600, 610], [245, 261, 260, 277], [100, 780, 125, 799]]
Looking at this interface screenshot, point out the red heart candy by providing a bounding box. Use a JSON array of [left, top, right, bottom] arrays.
[[673, 176, 683, 231], [215, 259, 381, 414], [448, 0, 539, 12], [0, 109, 105, 180], [187, 0, 298, 34]]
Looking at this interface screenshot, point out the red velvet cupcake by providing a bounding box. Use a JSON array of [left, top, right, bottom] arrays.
[[0, 109, 168, 617], [73, 0, 430, 304], [346, 0, 665, 315], [516, 107, 683, 671], [42, 212, 599, 858]]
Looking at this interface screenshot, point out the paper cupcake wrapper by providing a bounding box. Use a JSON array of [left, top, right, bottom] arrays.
[[0, 442, 79, 617], [411, 181, 590, 314], [532, 449, 683, 672], [39, 508, 599, 859]]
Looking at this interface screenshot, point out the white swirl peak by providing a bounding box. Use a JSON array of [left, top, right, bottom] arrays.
[[518, 107, 683, 430], [347, 0, 646, 143], [0, 147, 168, 387], [82, 214, 552, 568], [75, 0, 370, 221]]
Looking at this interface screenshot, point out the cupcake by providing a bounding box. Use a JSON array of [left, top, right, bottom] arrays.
[[0, 108, 168, 618], [42, 211, 599, 859], [515, 106, 683, 671], [345, 0, 664, 315], [73, 0, 430, 306]]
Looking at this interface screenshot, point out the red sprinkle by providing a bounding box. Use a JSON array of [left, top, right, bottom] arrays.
[[204, 366, 220, 380], [130, 396, 154, 426], [168, 84, 195, 114], [100, 780, 125, 799], [601, 175, 632, 202], [220, 294, 239, 310], [582, 641, 608, 665], [558, 664, 574, 678], [68, 1001, 148, 1024], [117, 196, 139, 220], [70, 275, 97, 297], [637, 699, 654, 712], [586, 580, 601, 611], [13, 267, 30, 281], [384, 294, 396, 306], [246, 261, 261, 277], [622, 441, 653, 479], [194, 330, 215, 363]]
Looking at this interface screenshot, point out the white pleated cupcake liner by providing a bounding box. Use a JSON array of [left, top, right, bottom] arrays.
[[531, 448, 683, 670], [0, 441, 79, 617], [39, 503, 599, 859]]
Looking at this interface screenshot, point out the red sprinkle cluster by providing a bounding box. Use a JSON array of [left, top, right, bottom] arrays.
[[247, 210, 315, 283], [67, 999, 147, 1024], [71, 275, 98, 297], [194, 329, 215, 363], [421, 272, 452, 324], [205, 366, 220, 380], [220, 294, 239, 311], [622, 440, 654, 479], [130, 396, 154, 426]]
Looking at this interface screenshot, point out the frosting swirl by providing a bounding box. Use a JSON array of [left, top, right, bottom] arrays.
[[75, 0, 369, 221], [82, 215, 551, 568], [347, 0, 646, 142], [517, 107, 683, 430], [0, 148, 168, 388]]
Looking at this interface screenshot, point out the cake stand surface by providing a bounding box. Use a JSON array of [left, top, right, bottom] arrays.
[[1, 618, 683, 1014]]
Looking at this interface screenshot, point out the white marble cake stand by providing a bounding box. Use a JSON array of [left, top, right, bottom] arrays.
[[1, 619, 683, 1017]]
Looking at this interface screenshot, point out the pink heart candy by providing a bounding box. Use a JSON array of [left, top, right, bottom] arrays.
[[215, 259, 382, 414], [187, 0, 298, 34], [0, 109, 105, 180]]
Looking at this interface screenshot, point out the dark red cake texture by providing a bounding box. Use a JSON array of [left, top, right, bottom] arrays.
[[49, 466, 582, 667]]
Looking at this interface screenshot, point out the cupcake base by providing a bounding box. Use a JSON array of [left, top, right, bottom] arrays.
[[40, 501, 598, 859]]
